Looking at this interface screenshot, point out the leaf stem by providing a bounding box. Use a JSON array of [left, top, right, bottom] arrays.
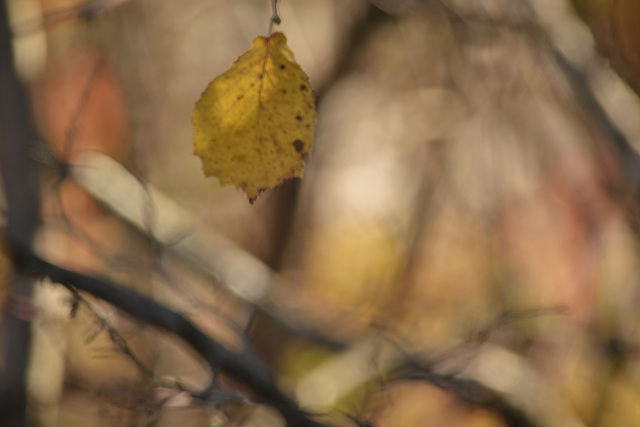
[[268, 0, 281, 35]]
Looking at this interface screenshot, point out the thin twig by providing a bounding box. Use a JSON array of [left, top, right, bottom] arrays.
[[67, 286, 196, 392]]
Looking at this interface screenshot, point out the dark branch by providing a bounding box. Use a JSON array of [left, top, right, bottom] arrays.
[[0, 0, 42, 424], [391, 359, 538, 427], [8, 241, 324, 427]]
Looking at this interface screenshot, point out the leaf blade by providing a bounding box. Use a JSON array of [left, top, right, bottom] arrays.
[[193, 32, 316, 202]]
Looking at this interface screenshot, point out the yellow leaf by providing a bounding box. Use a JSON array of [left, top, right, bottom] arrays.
[[192, 32, 316, 203]]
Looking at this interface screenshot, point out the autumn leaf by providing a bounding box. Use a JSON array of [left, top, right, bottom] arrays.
[[192, 32, 316, 203]]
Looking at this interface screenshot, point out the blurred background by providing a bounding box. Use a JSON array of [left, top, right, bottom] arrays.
[[3, 0, 640, 425]]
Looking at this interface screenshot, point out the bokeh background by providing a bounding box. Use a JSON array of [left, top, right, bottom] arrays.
[[3, 0, 640, 426]]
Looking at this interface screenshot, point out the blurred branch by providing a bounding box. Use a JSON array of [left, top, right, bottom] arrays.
[[394, 357, 538, 427], [64, 153, 546, 426], [519, 0, 640, 198], [12, 0, 131, 36], [0, 0, 41, 424], [0, 0, 40, 245], [294, 333, 543, 427], [70, 151, 345, 349], [295, 310, 571, 427], [72, 152, 272, 303], [10, 243, 324, 427], [68, 288, 194, 393], [439, 0, 640, 220]]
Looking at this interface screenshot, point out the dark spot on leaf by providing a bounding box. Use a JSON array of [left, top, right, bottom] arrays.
[[281, 89, 287, 94], [293, 139, 304, 153], [300, 84, 307, 91], [258, 73, 263, 79], [305, 124, 311, 128], [279, 64, 286, 70], [237, 94, 244, 100], [295, 115, 302, 121]]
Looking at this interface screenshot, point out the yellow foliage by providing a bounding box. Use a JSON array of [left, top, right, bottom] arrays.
[[371, 383, 506, 427], [596, 373, 640, 427], [303, 220, 404, 331], [192, 32, 316, 203]]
